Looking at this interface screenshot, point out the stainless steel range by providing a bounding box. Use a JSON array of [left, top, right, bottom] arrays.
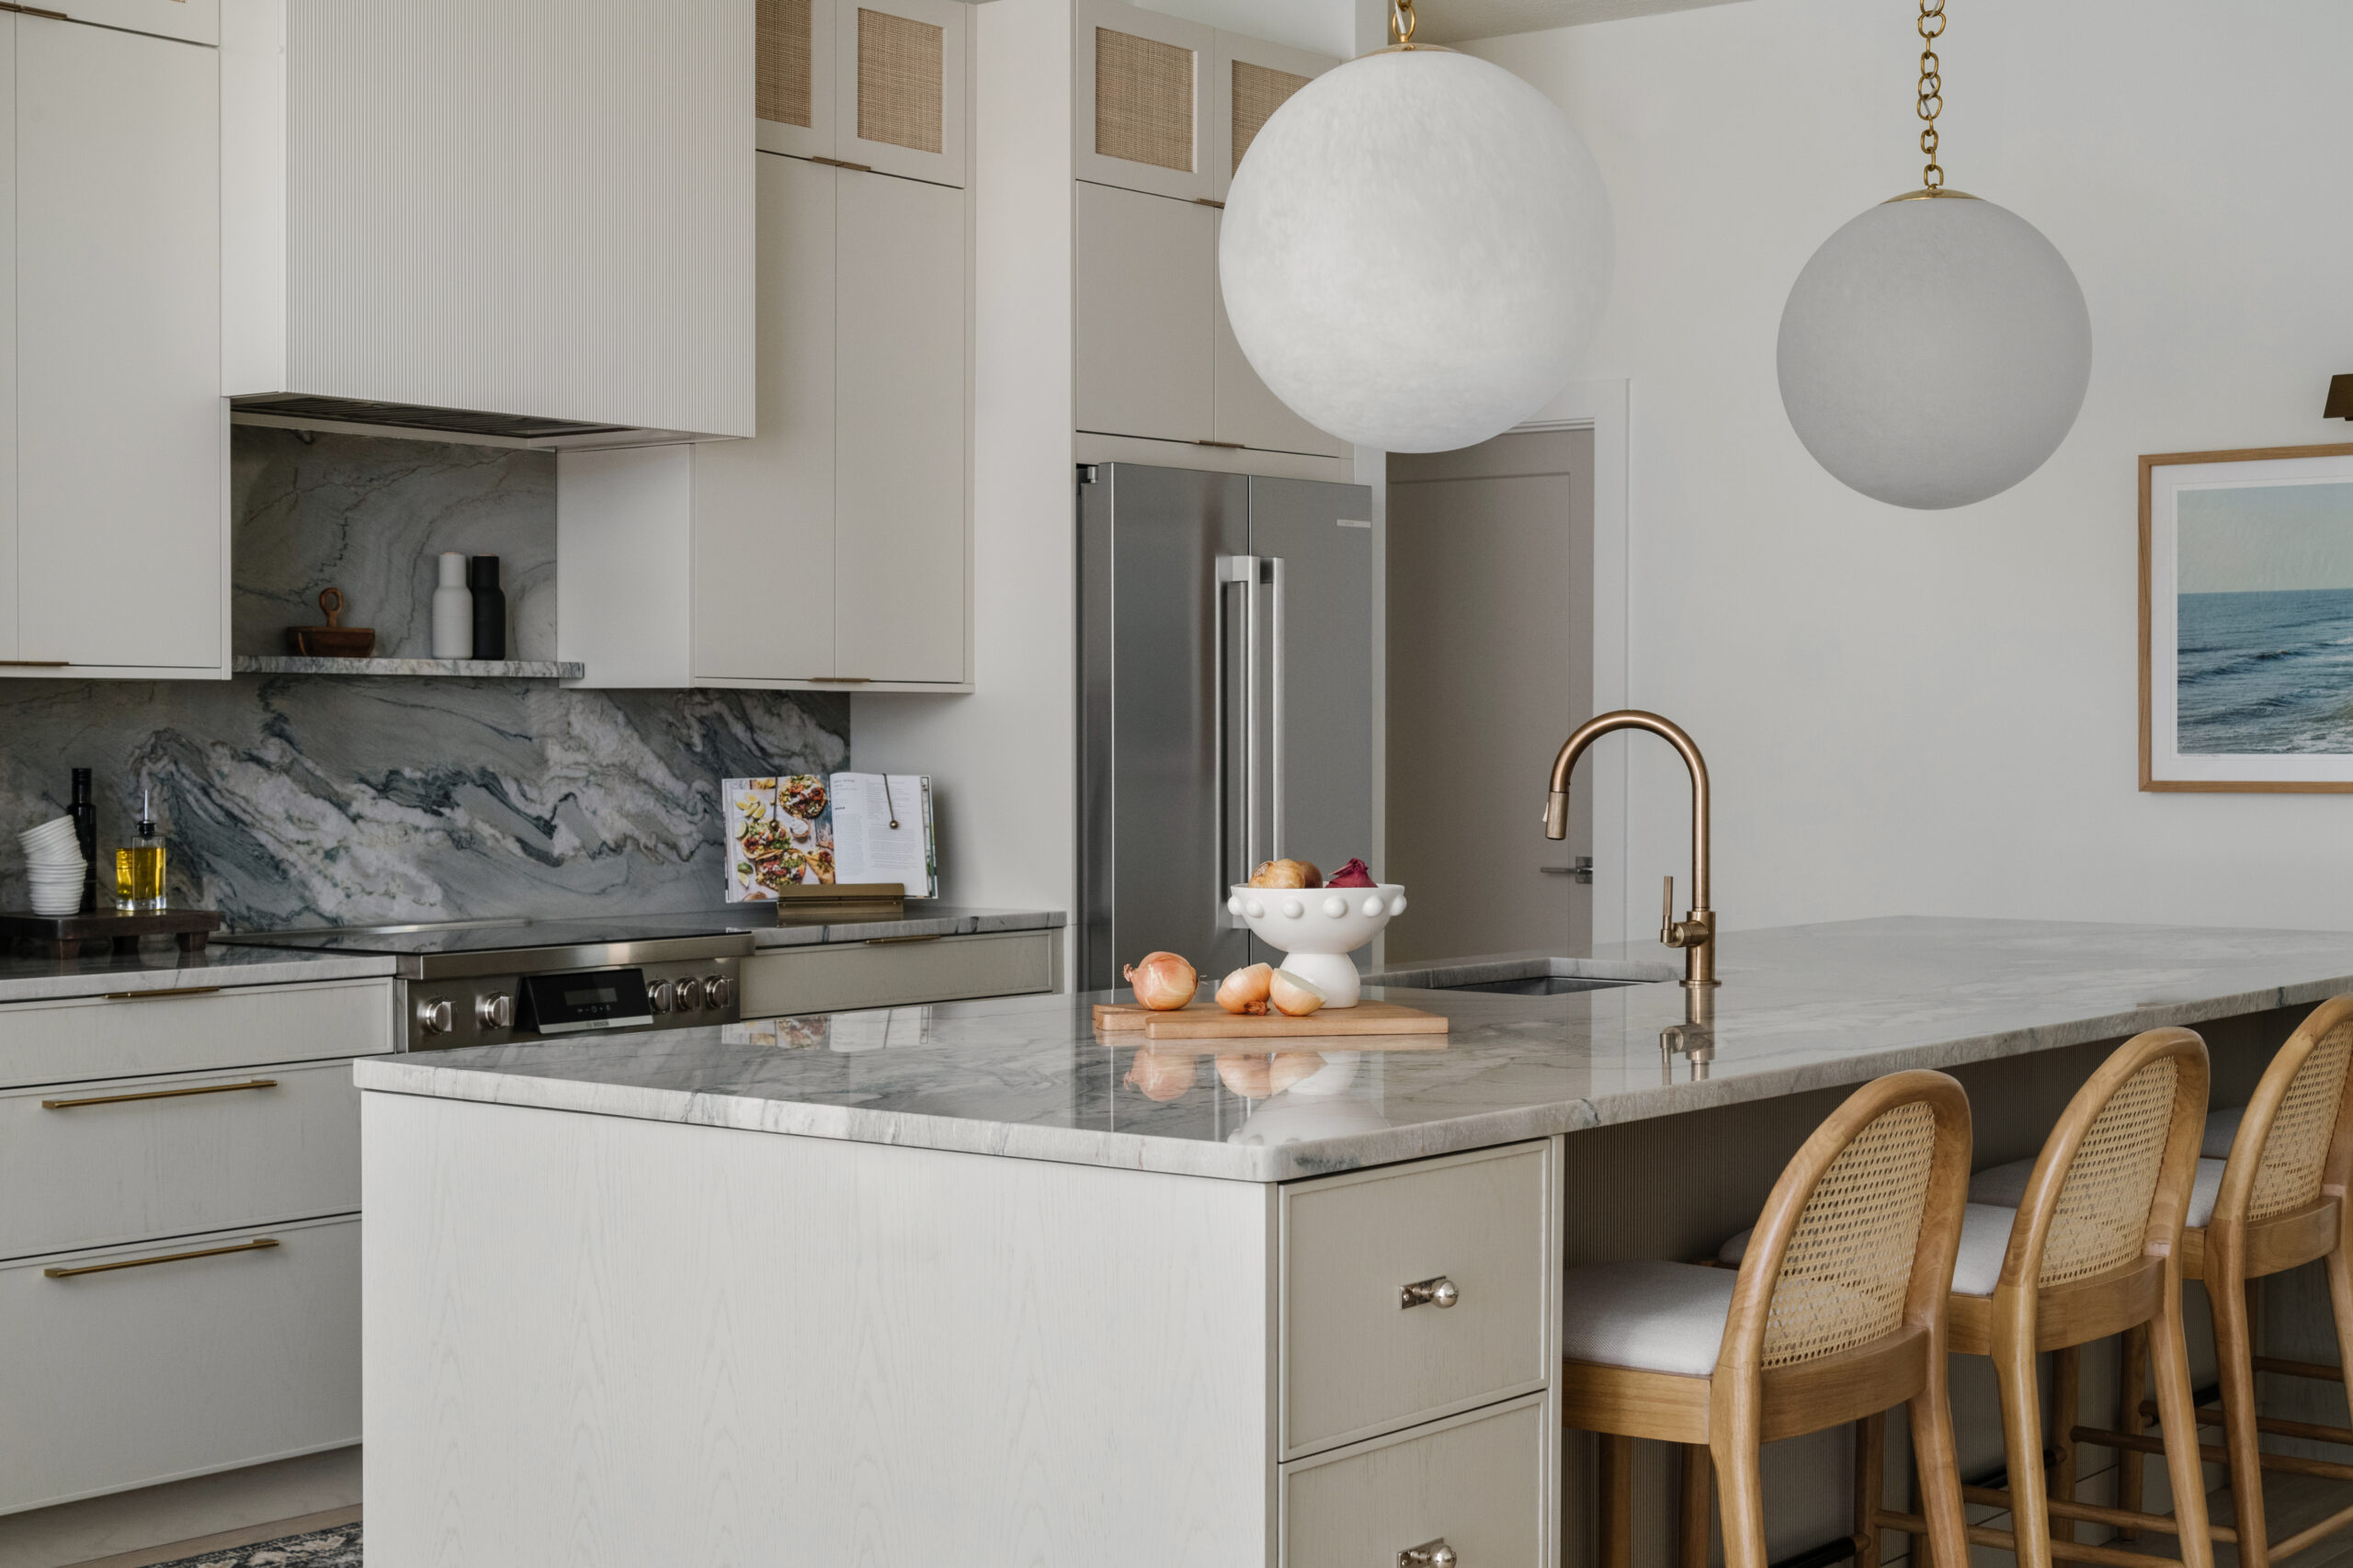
[[224, 912, 759, 1051]]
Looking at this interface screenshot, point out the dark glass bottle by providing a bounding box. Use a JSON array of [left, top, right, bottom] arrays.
[[69, 767, 97, 915], [468, 556, 506, 662]]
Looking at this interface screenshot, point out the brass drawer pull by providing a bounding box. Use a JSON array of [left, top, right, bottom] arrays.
[[804, 676, 870, 683], [0, 656, 69, 665], [865, 934, 944, 945], [44, 1237, 278, 1278], [808, 155, 873, 173], [101, 985, 225, 1002], [1398, 1540, 1456, 1568], [42, 1078, 278, 1110], [1399, 1275, 1459, 1310]]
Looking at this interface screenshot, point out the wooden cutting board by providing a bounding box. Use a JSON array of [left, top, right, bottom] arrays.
[[1091, 999, 1447, 1040]]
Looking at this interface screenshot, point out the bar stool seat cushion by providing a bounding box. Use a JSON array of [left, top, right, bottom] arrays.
[[2203, 1104, 2244, 1159], [1560, 1260, 1736, 1376], [1717, 1203, 2018, 1299], [1966, 1154, 2223, 1229]]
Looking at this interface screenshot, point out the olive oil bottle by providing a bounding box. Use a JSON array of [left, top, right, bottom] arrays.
[[113, 789, 166, 911]]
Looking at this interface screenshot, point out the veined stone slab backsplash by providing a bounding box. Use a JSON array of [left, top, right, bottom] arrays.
[[0, 429, 849, 929]]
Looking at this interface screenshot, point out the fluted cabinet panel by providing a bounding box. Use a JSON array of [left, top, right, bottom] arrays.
[[228, 0, 753, 440]]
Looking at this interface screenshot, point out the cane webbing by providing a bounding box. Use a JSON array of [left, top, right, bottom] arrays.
[[1095, 28, 1194, 173], [1232, 60, 1310, 173], [2040, 1058, 2176, 1287], [1762, 1100, 1936, 1369], [757, 0, 813, 130], [858, 8, 944, 154], [2250, 1021, 2353, 1221]]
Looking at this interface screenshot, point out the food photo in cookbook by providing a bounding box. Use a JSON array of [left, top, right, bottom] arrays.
[[723, 775, 838, 901]]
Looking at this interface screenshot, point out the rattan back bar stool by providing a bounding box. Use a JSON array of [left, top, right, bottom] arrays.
[[2078, 994, 2353, 1568], [1858, 1027, 2216, 1568], [1560, 1069, 1974, 1568]]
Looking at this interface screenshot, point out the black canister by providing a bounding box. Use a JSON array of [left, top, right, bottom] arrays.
[[69, 767, 97, 915], [468, 556, 506, 662]]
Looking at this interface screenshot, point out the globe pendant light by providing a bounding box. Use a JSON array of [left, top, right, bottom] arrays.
[[1219, 0, 1613, 454], [1777, 0, 2091, 510]]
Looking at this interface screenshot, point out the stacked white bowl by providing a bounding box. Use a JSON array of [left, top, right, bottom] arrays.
[[18, 816, 86, 916]]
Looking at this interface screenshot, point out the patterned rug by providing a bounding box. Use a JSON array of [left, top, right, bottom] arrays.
[[151, 1523, 360, 1567]]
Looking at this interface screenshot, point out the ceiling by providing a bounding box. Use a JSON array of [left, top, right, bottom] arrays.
[[1409, 0, 1746, 44]]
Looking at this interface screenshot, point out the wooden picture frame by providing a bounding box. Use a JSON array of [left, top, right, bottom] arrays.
[[2141, 441, 2353, 791]]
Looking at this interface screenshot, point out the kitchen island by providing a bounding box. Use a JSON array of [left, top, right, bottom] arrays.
[[357, 917, 2353, 1567]]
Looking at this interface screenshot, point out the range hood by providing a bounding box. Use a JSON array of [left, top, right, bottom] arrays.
[[222, 0, 753, 447]]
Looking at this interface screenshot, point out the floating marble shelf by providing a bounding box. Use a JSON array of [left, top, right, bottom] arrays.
[[232, 655, 585, 679]]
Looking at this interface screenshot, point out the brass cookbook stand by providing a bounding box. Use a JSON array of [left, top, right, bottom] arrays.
[[771, 883, 907, 926]]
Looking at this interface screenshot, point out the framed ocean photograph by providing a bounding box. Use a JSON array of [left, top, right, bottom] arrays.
[[2143, 443, 2353, 790]]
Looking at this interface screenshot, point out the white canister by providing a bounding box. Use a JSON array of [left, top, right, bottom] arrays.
[[430, 551, 472, 659]]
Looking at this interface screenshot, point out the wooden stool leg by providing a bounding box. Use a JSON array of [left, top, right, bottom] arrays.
[[1600, 1433, 1634, 1568], [1679, 1444, 1711, 1568], [2213, 1256, 2271, 1568], [2115, 1320, 2149, 1540], [2327, 1241, 2353, 1434], [1908, 1354, 1969, 1568], [2050, 1345, 2080, 1547], [1994, 1323, 2056, 1568], [1712, 1431, 1768, 1568], [1853, 1413, 1885, 1568], [2150, 1276, 2218, 1568]]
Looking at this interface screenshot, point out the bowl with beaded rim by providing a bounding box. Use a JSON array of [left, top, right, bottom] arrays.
[[1223, 883, 1406, 1008]]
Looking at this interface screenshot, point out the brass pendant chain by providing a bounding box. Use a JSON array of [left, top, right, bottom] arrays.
[[1390, 0, 1417, 48], [1915, 0, 1947, 191]]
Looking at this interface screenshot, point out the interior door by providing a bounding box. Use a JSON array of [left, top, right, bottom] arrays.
[[1386, 430, 1595, 963], [1077, 463, 1249, 991], [1246, 476, 1375, 966]]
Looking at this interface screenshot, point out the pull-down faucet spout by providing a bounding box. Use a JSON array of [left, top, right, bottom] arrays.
[[1543, 710, 1717, 991]]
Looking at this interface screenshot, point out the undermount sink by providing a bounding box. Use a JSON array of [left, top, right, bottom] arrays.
[[1441, 972, 1641, 996], [1366, 955, 1672, 994]]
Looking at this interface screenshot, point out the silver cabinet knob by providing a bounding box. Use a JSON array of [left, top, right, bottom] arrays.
[[1400, 1276, 1459, 1310], [674, 977, 704, 1011], [474, 993, 513, 1028], [706, 975, 735, 1009], [1399, 1540, 1456, 1567], [648, 979, 674, 1014], [417, 999, 455, 1037]]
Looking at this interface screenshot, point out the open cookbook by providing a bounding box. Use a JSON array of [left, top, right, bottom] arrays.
[[723, 773, 938, 902]]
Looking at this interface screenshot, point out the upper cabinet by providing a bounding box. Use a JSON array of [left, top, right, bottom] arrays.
[[222, 0, 754, 444], [1, 10, 225, 678], [1075, 2, 1210, 202], [757, 0, 967, 188]]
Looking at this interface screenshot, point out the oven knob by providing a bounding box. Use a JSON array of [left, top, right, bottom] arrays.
[[417, 998, 455, 1037], [706, 975, 735, 1010], [674, 977, 705, 1011], [475, 992, 514, 1029], [648, 979, 674, 1014]]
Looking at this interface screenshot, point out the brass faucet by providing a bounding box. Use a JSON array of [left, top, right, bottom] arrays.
[[1544, 710, 1717, 991]]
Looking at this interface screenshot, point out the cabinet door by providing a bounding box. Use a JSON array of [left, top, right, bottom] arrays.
[[834, 0, 965, 187], [0, 15, 15, 665], [1212, 213, 1345, 457], [696, 153, 837, 683], [48, 0, 218, 46], [834, 170, 966, 682], [1074, 0, 1210, 201], [756, 0, 837, 159], [1074, 181, 1215, 445], [16, 17, 222, 671], [1210, 29, 1333, 202]]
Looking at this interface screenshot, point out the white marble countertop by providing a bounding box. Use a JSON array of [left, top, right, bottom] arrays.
[[0, 943, 399, 1004], [351, 916, 2353, 1182]]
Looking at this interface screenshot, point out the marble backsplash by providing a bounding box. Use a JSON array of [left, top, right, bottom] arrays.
[[0, 429, 849, 929]]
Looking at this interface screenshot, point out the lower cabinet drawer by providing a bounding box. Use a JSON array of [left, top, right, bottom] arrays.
[[0, 1215, 361, 1513], [1281, 1141, 1552, 1458], [742, 931, 1058, 1017], [0, 1059, 362, 1260], [0, 979, 395, 1090], [1281, 1394, 1546, 1568]]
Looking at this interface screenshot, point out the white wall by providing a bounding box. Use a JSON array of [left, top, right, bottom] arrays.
[[1469, 0, 2353, 937], [851, 0, 1075, 938]]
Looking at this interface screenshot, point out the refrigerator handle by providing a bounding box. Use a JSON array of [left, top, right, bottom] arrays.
[[1218, 555, 1261, 917], [1266, 555, 1287, 863]]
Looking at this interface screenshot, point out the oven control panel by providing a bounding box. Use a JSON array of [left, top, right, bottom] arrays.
[[407, 955, 743, 1051]]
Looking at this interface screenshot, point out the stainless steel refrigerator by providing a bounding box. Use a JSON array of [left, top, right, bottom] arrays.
[[1077, 462, 1376, 992]]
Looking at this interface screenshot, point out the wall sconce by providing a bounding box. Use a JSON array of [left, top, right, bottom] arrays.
[[2329, 375, 2353, 420]]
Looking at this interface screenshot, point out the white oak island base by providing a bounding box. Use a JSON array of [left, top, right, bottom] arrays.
[[361, 1092, 1561, 1566]]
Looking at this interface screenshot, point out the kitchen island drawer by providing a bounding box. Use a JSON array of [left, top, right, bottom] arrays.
[[1280, 1140, 1552, 1459], [0, 978, 394, 1090], [0, 1058, 361, 1260], [1281, 1393, 1546, 1568], [0, 1214, 360, 1514], [742, 931, 1059, 1017]]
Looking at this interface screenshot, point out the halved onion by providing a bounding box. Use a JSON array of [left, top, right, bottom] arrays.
[[1216, 962, 1274, 1015], [1268, 969, 1326, 1017]]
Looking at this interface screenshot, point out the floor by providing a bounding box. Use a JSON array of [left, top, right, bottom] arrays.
[[0, 1451, 360, 1568]]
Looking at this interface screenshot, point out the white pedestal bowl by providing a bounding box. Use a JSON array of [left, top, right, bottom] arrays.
[[1224, 883, 1405, 1008]]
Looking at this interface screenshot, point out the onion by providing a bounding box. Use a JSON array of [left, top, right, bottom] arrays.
[[1124, 1048, 1199, 1102], [1268, 969, 1326, 1017], [1123, 951, 1199, 1011], [1216, 962, 1274, 1015]]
